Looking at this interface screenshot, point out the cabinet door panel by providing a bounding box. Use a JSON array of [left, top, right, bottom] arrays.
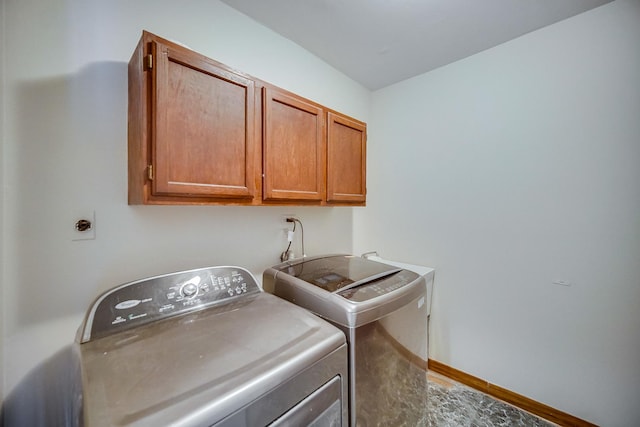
[[263, 87, 325, 201], [152, 41, 255, 198], [327, 112, 366, 203]]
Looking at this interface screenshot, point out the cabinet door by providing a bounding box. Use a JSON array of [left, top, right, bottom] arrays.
[[263, 87, 325, 202], [151, 40, 256, 199], [327, 112, 366, 203]]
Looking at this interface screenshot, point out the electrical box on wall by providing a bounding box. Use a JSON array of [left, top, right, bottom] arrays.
[[71, 210, 96, 241]]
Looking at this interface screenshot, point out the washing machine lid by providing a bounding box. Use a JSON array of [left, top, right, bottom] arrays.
[[281, 254, 402, 293], [266, 255, 426, 327], [77, 268, 345, 427], [362, 253, 435, 316]]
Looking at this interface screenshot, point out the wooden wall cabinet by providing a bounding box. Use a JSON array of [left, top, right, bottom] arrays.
[[263, 87, 326, 202], [128, 31, 258, 205], [129, 31, 366, 206], [327, 112, 367, 204]]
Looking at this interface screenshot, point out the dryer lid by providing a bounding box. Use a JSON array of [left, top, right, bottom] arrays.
[[79, 292, 345, 426]]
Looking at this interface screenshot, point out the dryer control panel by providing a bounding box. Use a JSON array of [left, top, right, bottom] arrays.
[[78, 266, 260, 343]]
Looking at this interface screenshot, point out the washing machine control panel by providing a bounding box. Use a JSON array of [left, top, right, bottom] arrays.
[[79, 266, 260, 343], [337, 270, 420, 302]]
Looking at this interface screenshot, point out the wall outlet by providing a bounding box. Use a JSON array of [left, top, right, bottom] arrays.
[[281, 213, 297, 223], [72, 210, 96, 241]]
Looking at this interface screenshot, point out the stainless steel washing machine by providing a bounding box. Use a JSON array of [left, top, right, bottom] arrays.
[[263, 254, 430, 426], [2, 266, 348, 426]]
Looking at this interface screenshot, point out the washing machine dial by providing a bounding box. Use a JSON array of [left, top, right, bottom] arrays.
[[181, 283, 198, 298]]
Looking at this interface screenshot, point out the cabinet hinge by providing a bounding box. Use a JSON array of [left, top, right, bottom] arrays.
[[147, 164, 153, 180], [145, 54, 153, 70]]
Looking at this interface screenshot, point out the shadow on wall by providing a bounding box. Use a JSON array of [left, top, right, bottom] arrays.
[[11, 61, 127, 330]]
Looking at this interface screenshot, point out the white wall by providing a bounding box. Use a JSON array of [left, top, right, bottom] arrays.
[[354, 0, 640, 425], [4, 0, 639, 425], [1, 0, 370, 396]]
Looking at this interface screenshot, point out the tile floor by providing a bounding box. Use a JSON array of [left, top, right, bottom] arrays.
[[427, 371, 557, 427]]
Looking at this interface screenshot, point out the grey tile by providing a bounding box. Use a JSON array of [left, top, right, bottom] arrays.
[[427, 379, 556, 427]]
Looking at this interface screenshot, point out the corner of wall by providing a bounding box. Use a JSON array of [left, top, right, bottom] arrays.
[[0, 0, 6, 406]]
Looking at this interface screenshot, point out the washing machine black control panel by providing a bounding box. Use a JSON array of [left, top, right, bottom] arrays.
[[79, 266, 260, 343], [337, 270, 420, 302]]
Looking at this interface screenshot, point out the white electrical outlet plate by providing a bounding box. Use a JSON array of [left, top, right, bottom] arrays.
[[72, 210, 96, 241]]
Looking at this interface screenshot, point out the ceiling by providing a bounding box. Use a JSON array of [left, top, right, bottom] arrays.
[[221, 0, 613, 90]]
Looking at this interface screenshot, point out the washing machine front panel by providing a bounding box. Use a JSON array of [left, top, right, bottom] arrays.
[[352, 311, 428, 426]]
